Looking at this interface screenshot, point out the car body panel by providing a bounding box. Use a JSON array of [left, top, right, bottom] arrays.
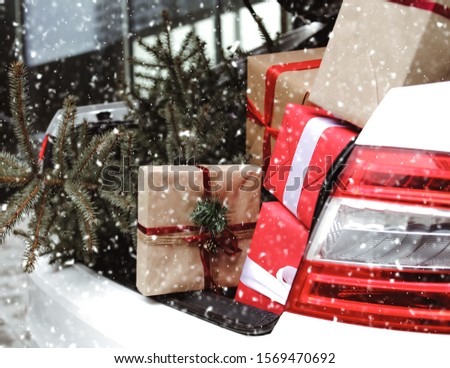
[[27, 260, 244, 348], [356, 82, 450, 153], [28, 259, 449, 348], [27, 259, 449, 364], [45, 101, 129, 137]]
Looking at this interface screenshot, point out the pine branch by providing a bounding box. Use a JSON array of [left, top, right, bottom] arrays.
[[0, 175, 31, 187], [78, 214, 98, 255], [0, 151, 30, 172], [0, 180, 41, 238], [42, 211, 57, 241], [3, 61, 136, 272], [52, 95, 77, 174], [164, 103, 185, 162], [171, 58, 189, 106], [70, 131, 118, 182], [64, 182, 98, 227], [64, 183, 98, 255], [12, 228, 30, 240], [119, 130, 134, 161], [129, 11, 248, 165], [136, 38, 157, 58], [78, 119, 91, 153], [99, 190, 135, 212], [162, 10, 174, 60], [178, 31, 198, 61], [23, 189, 48, 272], [70, 107, 78, 160], [91, 133, 122, 183], [8, 62, 38, 174], [43, 177, 99, 191]]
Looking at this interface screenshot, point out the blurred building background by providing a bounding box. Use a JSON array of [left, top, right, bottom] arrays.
[[0, 0, 286, 132]]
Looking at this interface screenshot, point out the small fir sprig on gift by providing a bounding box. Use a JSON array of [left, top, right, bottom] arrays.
[[190, 197, 229, 252], [0, 61, 135, 272]]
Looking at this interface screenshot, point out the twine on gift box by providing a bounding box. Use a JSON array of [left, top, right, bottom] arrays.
[[191, 165, 252, 292], [137, 165, 256, 293], [137, 225, 255, 248]]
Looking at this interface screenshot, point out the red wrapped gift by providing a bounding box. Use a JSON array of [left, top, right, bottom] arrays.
[[246, 48, 324, 172], [235, 202, 309, 315], [264, 104, 358, 229]]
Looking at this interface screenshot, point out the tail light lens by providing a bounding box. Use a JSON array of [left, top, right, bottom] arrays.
[[334, 145, 450, 207], [286, 146, 450, 333]]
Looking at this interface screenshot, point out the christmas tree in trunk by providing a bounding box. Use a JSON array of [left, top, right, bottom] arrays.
[[0, 62, 135, 272], [125, 11, 247, 165]]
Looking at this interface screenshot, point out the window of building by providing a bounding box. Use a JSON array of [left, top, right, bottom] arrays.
[[14, 0, 285, 127]]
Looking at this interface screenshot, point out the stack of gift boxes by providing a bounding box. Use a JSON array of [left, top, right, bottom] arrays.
[[136, 0, 450, 313]]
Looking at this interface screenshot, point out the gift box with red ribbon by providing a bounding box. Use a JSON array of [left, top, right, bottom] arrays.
[[264, 104, 358, 229], [246, 48, 325, 171], [137, 165, 261, 296], [235, 202, 309, 315], [310, 0, 450, 128]]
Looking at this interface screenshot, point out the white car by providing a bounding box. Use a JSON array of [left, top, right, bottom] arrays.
[[26, 82, 450, 366]]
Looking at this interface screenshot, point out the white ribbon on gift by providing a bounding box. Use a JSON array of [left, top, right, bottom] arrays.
[[282, 116, 342, 217], [240, 257, 298, 305]]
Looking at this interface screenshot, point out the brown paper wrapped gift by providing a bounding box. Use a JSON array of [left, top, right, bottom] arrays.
[[246, 48, 325, 169], [309, 0, 450, 128], [137, 165, 261, 296]]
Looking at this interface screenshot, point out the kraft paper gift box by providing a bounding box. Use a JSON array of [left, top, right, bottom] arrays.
[[309, 0, 450, 128], [264, 104, 358, 229], [235, 202, 309, 315], [246, 48, 325, 170], [137, 165, 261, 296]]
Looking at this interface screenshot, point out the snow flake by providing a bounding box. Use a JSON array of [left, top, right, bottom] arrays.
[[179, 130, 191, 138]]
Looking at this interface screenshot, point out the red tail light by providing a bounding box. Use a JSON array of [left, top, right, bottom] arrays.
[[335, 145, 450, 207], [286, 145, 450, 333]]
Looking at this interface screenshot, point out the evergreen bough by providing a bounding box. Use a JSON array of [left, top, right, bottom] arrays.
[[0, 62, 135, 272], [1, 10, 279, 274], [125, 11, 247, 166]]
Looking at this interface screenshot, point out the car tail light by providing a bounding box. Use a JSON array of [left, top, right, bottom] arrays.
[[334, 145, 450, 207], [286, 146, 450, 333]]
